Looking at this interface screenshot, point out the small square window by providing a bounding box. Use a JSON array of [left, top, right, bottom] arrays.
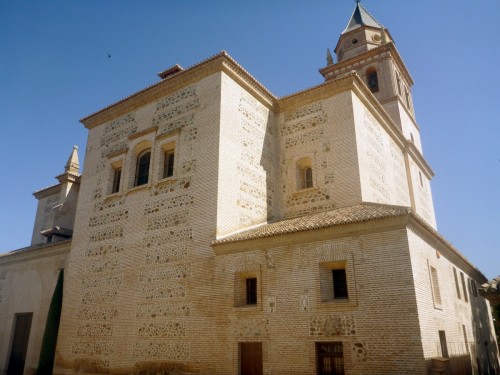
[[319, 261, 352, 303], [235, 271, 260, 308]]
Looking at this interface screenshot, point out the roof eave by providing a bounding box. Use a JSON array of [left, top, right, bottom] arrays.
[[80, 51, 276, 129]]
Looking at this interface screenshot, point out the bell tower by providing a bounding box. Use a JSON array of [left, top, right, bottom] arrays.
[[320, 2, 422, 153]]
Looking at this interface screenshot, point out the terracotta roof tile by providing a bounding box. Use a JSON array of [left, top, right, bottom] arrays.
[[213, 203, 410, 245]]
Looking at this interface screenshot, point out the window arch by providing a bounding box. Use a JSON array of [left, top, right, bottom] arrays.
[[304, 167, 313, 189], [296, 157, 313, 190], [135, 149, 151, 186], [366, 67, 379, 93]]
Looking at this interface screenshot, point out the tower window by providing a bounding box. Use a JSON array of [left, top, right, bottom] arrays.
[[366, 68, 379, 93], [163, 149, 175, 178], [304, 167, 313, 189], [135, 149, 151, 186], [111, 167, 122, 193], [296, 157, 313, 190]]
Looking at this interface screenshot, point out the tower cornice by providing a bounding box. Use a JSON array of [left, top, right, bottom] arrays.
[[321, 43, 413, 86]]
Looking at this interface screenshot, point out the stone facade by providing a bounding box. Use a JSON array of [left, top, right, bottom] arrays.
[[0, 3, 499, 375]]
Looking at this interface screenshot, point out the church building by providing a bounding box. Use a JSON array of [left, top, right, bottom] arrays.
[[1, 3, 498, 375]]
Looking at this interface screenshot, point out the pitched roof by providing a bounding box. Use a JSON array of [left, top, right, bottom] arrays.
[[213, 203, 410, 245], [343, 3, 383, 34]]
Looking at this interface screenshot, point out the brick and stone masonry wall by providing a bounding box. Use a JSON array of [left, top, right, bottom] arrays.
[[407, 228, 497, 371], [278, 91, 361, 219], [54, 73, 226, 373], [352, 95, 411, 208], [217, 73, 276, 237], [214, 229, 428, 374]]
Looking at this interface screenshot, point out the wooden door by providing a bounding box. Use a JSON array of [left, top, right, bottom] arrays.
[[316, 342, 345, 375], [7, 313, 33, 375], [240, 342, 263, 375]]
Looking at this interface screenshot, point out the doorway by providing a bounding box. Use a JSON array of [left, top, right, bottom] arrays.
[[7, 313, 33, 375], [239, 342, 263, 375]]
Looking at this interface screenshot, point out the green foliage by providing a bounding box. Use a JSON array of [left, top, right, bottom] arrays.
[[37, 269, 64, 374]]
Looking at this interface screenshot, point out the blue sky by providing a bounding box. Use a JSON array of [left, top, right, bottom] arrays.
[[0, 1, 498, 279]]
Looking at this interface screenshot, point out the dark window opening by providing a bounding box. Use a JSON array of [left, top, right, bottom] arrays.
[[304, 167, 313, 188], [112, 168, 121, 193], [332, 269, 348, 299], [460, 272, 469, 303], [453, 267, 461, 299], [439, 330, 449, 358], [462, 325, 469, 354], [163, 150, 175, 178], [316, 342, 345, 375], [367, 70, 379, 93], [135, 150, 151, 186], [246, 278, 257, 305]]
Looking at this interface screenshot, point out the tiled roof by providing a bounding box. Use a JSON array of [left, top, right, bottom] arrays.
[[213, 203, 411, 245], [0, 239, 71, 260]]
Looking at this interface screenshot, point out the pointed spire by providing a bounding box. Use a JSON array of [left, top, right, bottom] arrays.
[[64, 145, 80, 174], [326, 48, 334, 66], [343, 2, 383, 34]]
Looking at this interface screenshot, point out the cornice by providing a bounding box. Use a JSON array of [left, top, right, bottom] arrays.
[[406, 142, 434, 178], [0, 240, 71, 266], [128, 126, 158, 140], [81, 52, 276, 129], [55, 171, 81, 184], [407, 214, 486, 282], [349, 74, 434, 176], [33, 183, 62, 199], [321, 43, 413, 87], [276, 73, 356, 113], [211, 207, 486, 283]]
